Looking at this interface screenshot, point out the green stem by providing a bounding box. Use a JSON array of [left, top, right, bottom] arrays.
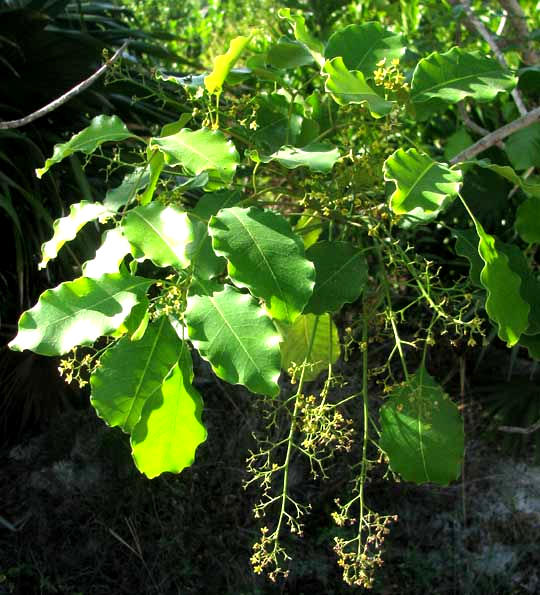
[[357, 306, 370, 553]]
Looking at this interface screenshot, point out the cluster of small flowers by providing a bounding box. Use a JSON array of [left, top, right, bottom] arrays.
[[58, 349, 100, 388], [150, 275, 186, 320], [373, 57, 408, 92], [250, 526, 290, 582]]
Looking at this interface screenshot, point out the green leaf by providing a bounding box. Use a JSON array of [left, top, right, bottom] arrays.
[[36, 115, 137, 178], [384, 148, 462, 221], [411, 48, 517, 119], [151, 128, 239, 189], [467, 161, 540, 198], [140, 152, 165, 206], [505, 123, 540, 171], [304, 241, 368, 314], [205, 35, 251, 94], [452, 228, 483, 287], [444, 128, 473, 162], [9, 273, 153, 356], [325, 23, 404, 78], [253, 93, 304, 153], [278, 8, 325, 67], [38, 201, 112, 270], [104, 167, 150, 212], [475, 221, 529, 346], [209, 207, 315, 324], [185, 282, 281, 396], [380, 367, 464, 485], [516, 196, 540, 244], [82, 228, 132, 279], [519, 333, 540, 360], [188, 190, 242, 280], [122, 202, 193, 269], [90, 316, 182, 433], [131, 343, 207, 478], [294, 213, 323, 250], [323, 57, 393, 118], [257, 143, 340, 173], [267, 37, 314, 69], [279, 313, 340, 382]]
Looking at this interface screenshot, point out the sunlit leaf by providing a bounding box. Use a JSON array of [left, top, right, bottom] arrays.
[[82, 228, 132, 278], [259, 143, 340, 173], [9, 273, 153, 356], [278, 8, 325, 66], [185, 281, 281, 396], [380, 367, 464, 485], [131, 343, 207, 478], [209, 206, 315, 324], [104, 166, 150, 212], [205, 35, 251, 94], [280, 313, 340, 381]]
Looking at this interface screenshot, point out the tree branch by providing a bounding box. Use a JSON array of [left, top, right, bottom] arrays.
[[458, 102, 505, 149], [499, 418, 540, 434], [450, 105, 540, 163], [448, 0, 528, 115], [0, 41, 130, 130], [498, 0, 539, 65]]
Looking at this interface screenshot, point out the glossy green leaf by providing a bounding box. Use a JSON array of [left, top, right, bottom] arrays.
[[209, 207, 315, 324], [185, 282, 281, 396], [411, 48, 517, 118], [505, 123, 540, 171], [260, 143, 340, 173], [104, 166, 150, 212], [82, 228, 132, 279], [452, 228, 483, 287], [475, 221, 529, 346], [131, 344, 207, 478], [384, 148, 462, 220], [267, 37, 314, 69], [140, 151, 165, 205], [278, 8, 325, 67], [90, 316, 182, 433], [205, 35, 251, 94], [325, 23, 404, 78], [516, 196, 540, 244], [380, 367, 464, 485], [188, 190, 241, 280], [36, 115, 137, 178], [295, 213, 323, 250], [122, 202, 193, 269], [151, 128, 239, 188], [324, 57, 393, 118], [112, 296, 150, 341], [304, 241, 368, 314], [280, 313, 340, 382], [38, 201, 112, 269], [9, 273, 153, 356]]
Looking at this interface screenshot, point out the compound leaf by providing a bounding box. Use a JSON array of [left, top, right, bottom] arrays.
[[205, 35, 251, 94], [280, 313, 340, 382], [37, 115, 137, 178], [9, 273, 153, 356], [209, 206, 315, 324], [185, 282, 281, 396], [380, 367, 464, 485], [305, 241, 368, 314], [384, 148, 462, 221], [122, 202, 193, 269], [90, 316, 182, 433], [131, 343, 207, 478]]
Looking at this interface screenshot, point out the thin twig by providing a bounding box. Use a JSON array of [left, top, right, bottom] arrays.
[[0, 41, 130, 130], [450, 105, 540, 163], [457, 102, 505, 149], [448, 0, 528, 115], [498, 0, 539, 65], [499, 418, 540, 434]]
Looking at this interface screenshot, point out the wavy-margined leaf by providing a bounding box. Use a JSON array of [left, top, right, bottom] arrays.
[[304, 241, 368, 314], [279, 313, 340, 381], [122, 202, 193, 269], [90, 316, 181, 433], [131, 343, 206, 478], [209, 207, 315, 324], [475, 221, 529, 346], [36, 115, 137, 178], [505, 123, 540, 171], [38, 201, 112, 269], [185, 281, 281, 396], [452, 228, 483, 287], [9, 273, 153, 356], [256, 143, 340, 173], [516, 197, 540, 244], [380, 367, 464, 485], [324, 57, 393, 118], [82, 228, 132, 279], [188, 190, 241, 280], [205, 35, 251, 94], [112, 296, 150, 341], [325, 23, 404, 78], [278, 8, 325, 67], [104, 167, 150, 212], [267, 37, 314, 69], [519, 333, 540, 359], [464, 161, 540, 198], [384, 148, 462, 220], [150, 128, 239, 189], [411, 48, 517, 119]]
